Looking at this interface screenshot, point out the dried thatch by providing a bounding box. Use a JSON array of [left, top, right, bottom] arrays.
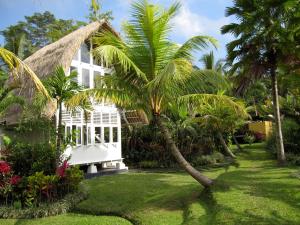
[[4, 20, 148, 126]]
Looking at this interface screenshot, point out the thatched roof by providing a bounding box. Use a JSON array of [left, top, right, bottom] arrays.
[[4, 20, 149, 126]]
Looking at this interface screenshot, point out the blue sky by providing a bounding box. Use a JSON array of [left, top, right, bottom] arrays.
[[0, 0, 235, 64]]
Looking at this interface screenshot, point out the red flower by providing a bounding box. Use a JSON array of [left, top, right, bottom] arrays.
[[56, 160, 69, 178], [0, 161, 11, 174], [10, 175, 21, 185]]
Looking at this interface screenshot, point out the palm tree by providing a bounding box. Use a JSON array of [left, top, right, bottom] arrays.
[[199, 51, 224, 73], [43, 66, 83, 166], [191, 95, 248, 158], [221, 1, 300, 165], [67, 0, 222, 187], [0, 47, 48, 98]]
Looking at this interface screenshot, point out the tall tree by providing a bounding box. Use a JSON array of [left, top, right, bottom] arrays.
[[199, 51, 224, 73], [68, 0, 245, 187], [1, 12, 84, 58], [221, 0, 300, 165], [88, 0, 113, 22]]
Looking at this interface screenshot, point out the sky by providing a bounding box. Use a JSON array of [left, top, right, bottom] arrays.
[[0, 0, 235, 65]]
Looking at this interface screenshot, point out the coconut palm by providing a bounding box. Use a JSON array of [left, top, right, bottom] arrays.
[[221, 0, 300, 165], [67, 0, 246, 187], [43, 66, 83, 166], [0, 47, 48, 98], [199, 51, 225, 73]]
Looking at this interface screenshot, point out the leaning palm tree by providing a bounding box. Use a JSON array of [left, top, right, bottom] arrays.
[[0, 47, 48, 97], [68, 0, 242, 187]]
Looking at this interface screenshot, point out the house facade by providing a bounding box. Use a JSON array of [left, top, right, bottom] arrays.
[[62, 42, 126, 173], [3, 21, 144, 173]]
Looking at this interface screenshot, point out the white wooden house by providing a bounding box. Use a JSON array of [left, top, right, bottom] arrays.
[[3, 21, 147, 173]]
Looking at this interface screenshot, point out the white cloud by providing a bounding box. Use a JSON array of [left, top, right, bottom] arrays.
[[172, 3, 230, 38]]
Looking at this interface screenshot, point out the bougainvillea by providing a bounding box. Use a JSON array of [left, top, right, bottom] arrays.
[[10, 175, 21, 185], [0, 161, 11, 174], [56, 160, 69, 178]]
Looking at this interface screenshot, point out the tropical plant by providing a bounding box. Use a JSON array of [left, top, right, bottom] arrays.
[[1, 12, 84, 58], [67, 0, 248, 187], [199, 51, 225, 73], [88, 0, 113, 22], [43, 66, 83, 167], [0, 47, 48, 97], [221, 0, 300, 165]]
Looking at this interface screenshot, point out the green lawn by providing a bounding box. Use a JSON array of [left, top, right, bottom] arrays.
[[76, 143, 300, 225], [0, 214, 132, 225], [1, 144, 299, 225]]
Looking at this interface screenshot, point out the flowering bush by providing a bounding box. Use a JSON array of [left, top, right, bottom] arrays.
[[10, 176, 21, 186], [56, 160, 69, 178], [0, 161, 11, 175]]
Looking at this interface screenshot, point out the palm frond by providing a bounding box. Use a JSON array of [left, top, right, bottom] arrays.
[[0, 47, 49, 98]]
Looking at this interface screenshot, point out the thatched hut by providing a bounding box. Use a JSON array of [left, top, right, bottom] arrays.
[[3, 21, 147, 173]]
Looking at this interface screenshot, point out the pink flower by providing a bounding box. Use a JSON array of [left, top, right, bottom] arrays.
[[56, 160, 69, 178], [0, 161, 11, 174], [10, 175, 21, 185]]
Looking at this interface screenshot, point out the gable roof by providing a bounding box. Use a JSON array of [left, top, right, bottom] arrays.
[[4, 20, 149, 126], [4, 20, 114, 125]]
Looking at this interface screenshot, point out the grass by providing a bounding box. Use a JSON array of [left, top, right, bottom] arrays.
[[0, 143, 299, 225], [0, 214, 132, 225], [75, 143, 300, 225]]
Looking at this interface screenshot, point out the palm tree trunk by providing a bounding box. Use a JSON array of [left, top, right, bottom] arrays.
[[271, 70, 286, 165], [156, 116, 213, 187], [232, 135, 243, 152], [56, 101, 63, 167], [217, 132, 236, 159]]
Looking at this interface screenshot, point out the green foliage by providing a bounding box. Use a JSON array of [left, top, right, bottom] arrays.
[[0, 191, 87, 219], [4, 142, 56, 177], [1, 11, 84, 58], [243, 133, 256, 145], [139, 160, 159, 169], [192, 152, 225, 167], [64, 166, 84, 192], [87, 0, 113, 22], [266, 118, 300, 160]]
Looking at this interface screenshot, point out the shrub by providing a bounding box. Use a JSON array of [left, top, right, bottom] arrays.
[[3, 142, 56, 176], [266, 118, 300, 159], [243, 133, 256, 145], [192, 152, 225, 167], [0, 190, 87, 219], [139, 160, 159, 169]]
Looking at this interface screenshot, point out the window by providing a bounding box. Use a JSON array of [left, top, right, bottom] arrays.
[[66, 126, 71, 143], [102, 113, 109, 124], [94, 71, 102, 88], [93, 112, 101, 124], [77, 126, 82, 145], [111, 113, 117, 124], [72, 111, 81, 123], [113, 127, 118, 143], [82, 68, 90, 88], [81, 43, 90, 64], [72, 125, 76, 142], [88, 127, 91, 144], [70, 66, 78, 83], [104, 127, 110, 143], [95, 127, 101, 143], [83, 125, 87, 145]]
